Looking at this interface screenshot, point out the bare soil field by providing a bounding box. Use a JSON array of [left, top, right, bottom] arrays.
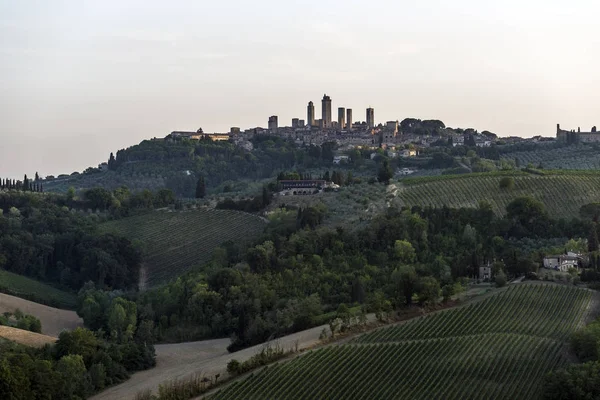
[[0, 293, 83, 337], [90, 319, 368, 400], [0, 325, 57, 347]]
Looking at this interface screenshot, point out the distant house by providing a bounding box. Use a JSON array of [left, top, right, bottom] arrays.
[[400, 149, 417, 158], [543, 253, 581, 272], [333, 155, 349, 164], [479, 265, 492, 281], [279, 180, 329, 195], [398, 168, 415, 176]]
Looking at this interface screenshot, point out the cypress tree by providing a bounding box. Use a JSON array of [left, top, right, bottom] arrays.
[[589, 224, 599, 252], [195, 176, 206, 199], [35, 172, 40, 181], [23, 174, 29, 191]]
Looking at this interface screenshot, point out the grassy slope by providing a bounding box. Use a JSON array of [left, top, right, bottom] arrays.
[[99, 208, 267, 286], [210, 283, 592, 400], [394, 171, 600, 217], [0, 270, 77, 310]]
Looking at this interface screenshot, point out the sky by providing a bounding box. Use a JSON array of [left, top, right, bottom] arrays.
[[1, 0, 599, 178]]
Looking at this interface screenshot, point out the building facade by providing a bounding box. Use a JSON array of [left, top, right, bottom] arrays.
[[322, 94, 332, 128], [557, 123, 600, 143]]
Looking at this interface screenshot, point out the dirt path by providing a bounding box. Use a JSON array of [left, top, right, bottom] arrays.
[[0, 293, 82, 337], [91, 316, 377, 400], [139, 264, 148, 291]]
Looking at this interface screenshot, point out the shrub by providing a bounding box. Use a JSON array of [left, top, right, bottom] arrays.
[[499, 177, 515, 190]]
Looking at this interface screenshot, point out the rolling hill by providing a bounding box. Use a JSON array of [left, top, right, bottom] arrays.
[[210, 283, 593, 400], [394, 171, 600, 217], [99, 208, 267, 287], [0, 269, 77, 310]]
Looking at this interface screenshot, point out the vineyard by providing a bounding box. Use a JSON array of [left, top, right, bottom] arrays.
[[500, 144, 600, 170], [99, 208, 266, 286], [210, 284, 593, 400], [394, 172, 600, 217], [0, 270, 77, 310]]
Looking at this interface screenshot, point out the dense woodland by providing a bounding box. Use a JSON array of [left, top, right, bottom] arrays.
[[544, 316, 600, 399], [74, 196, 599, 351], [0, 189, 179, 292], [44, 136, 344, 197]]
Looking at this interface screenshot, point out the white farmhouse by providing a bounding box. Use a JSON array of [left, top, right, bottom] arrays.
[[543, 254, 581, 272]]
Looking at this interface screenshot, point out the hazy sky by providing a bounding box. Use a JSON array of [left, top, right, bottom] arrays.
[[1, 0, 599, 178]]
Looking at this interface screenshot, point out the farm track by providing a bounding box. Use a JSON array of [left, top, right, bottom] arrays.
[[0, 293, 82, 337]]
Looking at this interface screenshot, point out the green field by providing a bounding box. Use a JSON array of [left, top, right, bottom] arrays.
[[0, 270, 77, 310], [210, 284, 592, 400], [394, 172, 600, 217], [99, 208, 267, 286]]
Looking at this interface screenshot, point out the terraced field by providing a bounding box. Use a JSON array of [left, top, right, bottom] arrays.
[[210, 284, 592, 400], [394, 172, 600, 217], [100, 209, 266, 287]]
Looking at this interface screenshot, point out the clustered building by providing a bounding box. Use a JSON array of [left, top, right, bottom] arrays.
[[166, 92, 537, 153], [556, 124, 599, 143]]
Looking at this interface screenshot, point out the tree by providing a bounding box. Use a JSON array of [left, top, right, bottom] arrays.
[[56, 354, 90, 399], [416, 276, 440, 305], [34, 172, 40, 181], [392, 266, 418, 306], [394, 240, 416, 263], [499, 177, 514, 190], [543, 361, 600, 400], [589, 224, 599, 252], [195, 176, 206, 199], [66, 186, 76, 202], [23, 174, 29, 191], [377, 159, 393, 185], [495, 270, 507, 287], [108, 152, 116, 170]]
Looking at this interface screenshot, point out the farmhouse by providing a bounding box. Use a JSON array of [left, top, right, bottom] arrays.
[[479, 266, 492, 280], [543, 253, 581, 272], [279, 179, 330, 195], [333, 155, 349, 164]]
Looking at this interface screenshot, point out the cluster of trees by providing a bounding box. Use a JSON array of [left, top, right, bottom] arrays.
[[55, 136, 344, 198], [544, 317, 600, 399], [216, 187, 273, 213], [73, 196, 594, 353], [0, 325, 155, 399], [0, 191, 141, 291], [0, 309, 42, 333], [81, 186, 176, 215], [1, 173, 43, 192]]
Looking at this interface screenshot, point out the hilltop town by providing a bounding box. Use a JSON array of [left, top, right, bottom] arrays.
[[164, 93, 600, 157]]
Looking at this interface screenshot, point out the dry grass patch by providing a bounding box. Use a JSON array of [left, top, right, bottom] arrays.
[[0, 325, 56, 348]]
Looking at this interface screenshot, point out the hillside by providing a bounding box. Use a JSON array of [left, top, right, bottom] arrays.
[[394, 171, 600, 217], [0, 326, 57, 348], [500, 143, 600, 170], [0, 293, 82, 337], [0, 269, 78, 310], [210, 283, 593, 400], [99, 209, 267, 287]]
